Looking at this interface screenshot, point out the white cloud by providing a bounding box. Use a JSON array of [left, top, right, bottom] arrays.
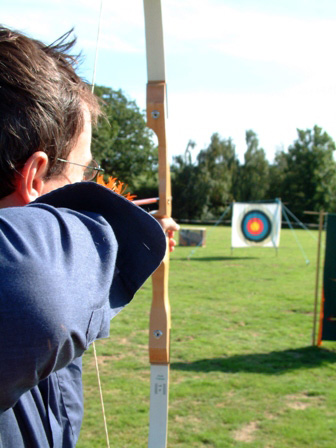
[[162, 0, 336, 74], [2, 0, 336, 164], [167, 71, 336, 164]]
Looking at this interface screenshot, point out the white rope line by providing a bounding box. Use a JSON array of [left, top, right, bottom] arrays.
[[92, 341, 110, 448], [90, 1, 111, 447]]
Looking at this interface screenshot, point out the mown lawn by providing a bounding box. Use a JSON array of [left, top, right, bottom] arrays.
[[77, 225, 336, 447]]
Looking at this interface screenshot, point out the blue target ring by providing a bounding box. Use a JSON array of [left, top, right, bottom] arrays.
[[241, 210, 271, 242]]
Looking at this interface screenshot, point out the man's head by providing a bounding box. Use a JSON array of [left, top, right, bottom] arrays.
[[0, 26, 101, 205]]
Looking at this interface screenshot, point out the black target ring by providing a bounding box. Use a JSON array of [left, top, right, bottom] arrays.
[[241, 209, 272, 243]]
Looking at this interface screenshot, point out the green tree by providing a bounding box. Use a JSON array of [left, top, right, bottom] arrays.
[[172, 141, 211, 220], [196, 133, 238, 217], [268, 147, 288, 201], [91, 86, 157, 192], [279, 125, 336, 219], [237, 130, 269, 201]]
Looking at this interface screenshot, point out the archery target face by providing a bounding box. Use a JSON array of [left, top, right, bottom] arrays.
[[241, 210, 271, 243], [231, 203, 281, 248]]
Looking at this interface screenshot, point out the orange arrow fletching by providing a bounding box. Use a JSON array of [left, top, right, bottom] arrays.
[[96, 174, 137, 201]]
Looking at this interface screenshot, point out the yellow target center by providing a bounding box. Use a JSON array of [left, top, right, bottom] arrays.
[[250, 221, 260, 232]]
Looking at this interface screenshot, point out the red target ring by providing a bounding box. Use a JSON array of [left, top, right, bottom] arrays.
[[246, 217, 264, 235]]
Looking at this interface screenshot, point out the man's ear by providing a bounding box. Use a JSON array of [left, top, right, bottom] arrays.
[[18, 151, 49, 203]]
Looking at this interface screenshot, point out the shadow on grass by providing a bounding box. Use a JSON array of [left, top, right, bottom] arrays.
[[176, 256, 258, 262], [171, 346, 336, 374]]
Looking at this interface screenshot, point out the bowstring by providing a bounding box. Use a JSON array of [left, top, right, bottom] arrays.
[[90, 1, 111, 447], [91, 0, 103, 94]]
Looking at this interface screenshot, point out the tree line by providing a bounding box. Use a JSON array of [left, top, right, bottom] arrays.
[[92, 86, 336, 222]]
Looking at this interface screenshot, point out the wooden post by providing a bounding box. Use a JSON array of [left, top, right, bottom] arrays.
[[304, 210, 325, 345], [312, 210, 325, 345]]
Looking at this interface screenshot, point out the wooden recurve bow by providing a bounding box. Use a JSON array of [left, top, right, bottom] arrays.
[[143, 1, 172, 447]]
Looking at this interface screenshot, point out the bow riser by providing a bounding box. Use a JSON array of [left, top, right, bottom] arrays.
[[147, 80, 171, 366], [150, 250, 171, 363], [146, 81, 172, 220]]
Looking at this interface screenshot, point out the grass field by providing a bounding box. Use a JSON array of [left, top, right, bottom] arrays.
[[77, 225, 336, 448]]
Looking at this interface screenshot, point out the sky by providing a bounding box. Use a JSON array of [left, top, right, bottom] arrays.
[[2, 0, 336, 163]]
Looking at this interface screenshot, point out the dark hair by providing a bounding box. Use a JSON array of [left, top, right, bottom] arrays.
[[0, 26, 101, 198]]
